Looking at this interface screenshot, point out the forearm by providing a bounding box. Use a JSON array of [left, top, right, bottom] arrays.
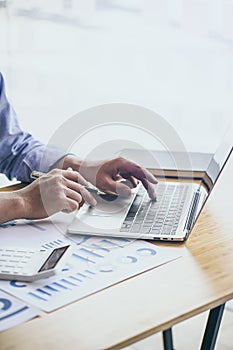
[[54, 154, 101, 184], [0, 192, 26, 224], [53, 154, 83, 172]]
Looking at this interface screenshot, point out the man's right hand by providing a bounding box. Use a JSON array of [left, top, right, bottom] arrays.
[[16, 169, 97, 220]]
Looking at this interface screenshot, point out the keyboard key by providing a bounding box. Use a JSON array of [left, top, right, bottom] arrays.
[[120, 183, 188, 236], [131, 223, 142, 231]]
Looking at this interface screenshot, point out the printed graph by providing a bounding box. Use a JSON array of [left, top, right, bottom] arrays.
[[0, 234, 179, 312], [0, 290, 38, 331]]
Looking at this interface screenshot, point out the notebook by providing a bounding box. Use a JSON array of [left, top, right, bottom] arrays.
[[68, 131, 232, 242]]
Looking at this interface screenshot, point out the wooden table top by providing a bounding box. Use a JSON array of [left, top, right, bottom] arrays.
[[0, 154, 233, 350]]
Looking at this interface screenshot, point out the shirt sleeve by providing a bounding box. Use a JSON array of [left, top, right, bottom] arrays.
[[0, 73, 67, 182]]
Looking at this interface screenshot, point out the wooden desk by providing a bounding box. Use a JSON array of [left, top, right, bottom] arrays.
[[0, 154, 233, 350]]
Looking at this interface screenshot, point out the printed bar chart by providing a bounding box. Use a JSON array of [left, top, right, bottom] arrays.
[[0, 233, 180, 312]]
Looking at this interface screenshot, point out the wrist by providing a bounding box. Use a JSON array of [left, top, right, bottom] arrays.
[[0, 192, 26, 224], [11, 192, 27, 219], [53, 154, 83, 172]]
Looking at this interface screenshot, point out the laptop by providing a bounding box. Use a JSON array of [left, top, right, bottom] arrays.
[[68, 131, 232, 242]]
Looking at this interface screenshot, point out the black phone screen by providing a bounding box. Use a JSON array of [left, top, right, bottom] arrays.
[[38, 246, 69, 272]]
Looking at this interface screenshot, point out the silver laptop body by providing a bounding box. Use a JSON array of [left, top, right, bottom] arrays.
[[68, 133, 232, 242]]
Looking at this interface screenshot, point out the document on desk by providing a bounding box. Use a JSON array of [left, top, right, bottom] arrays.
[[0, 290, 39, 331], [0, 219, 181, 312]]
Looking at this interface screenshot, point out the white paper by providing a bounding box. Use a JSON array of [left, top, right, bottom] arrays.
[[226, 299, 233, 311], [0, 290, 39, 332], [0, 218, 67, 248], [0, 219, 181, 312]]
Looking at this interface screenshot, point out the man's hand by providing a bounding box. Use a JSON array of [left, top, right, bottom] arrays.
[[57, 155, 158, 200], [16, 169, 97, 220], [0, 157, 157, 225]]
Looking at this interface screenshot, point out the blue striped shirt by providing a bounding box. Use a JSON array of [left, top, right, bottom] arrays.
[[0, 73, 65, 182]]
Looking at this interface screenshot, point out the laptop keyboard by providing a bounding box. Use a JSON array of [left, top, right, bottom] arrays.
[[120, 183, 188, 236]]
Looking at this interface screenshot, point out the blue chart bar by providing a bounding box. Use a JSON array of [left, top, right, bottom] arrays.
[[51, 240, 61, 247], [84, 270, 96, 275], [44, 285, 59, 293], [76, 273, 91, 280], [78, 248, 104, 259], [75, 236, 91, 245], [26, 221, 46, 231], [113, 237, 131, 243], [52, 282, 70, 290], [72, 253, 95, 264], [62, 265, 70, 272], [53, 239, 64, 246], [61, 278, 77, 287], [100, 239, 124, 249], [42, 243, 54, 249], [28, 292, 47, 301], [69, 276, 82, 282], [67, 235, 91, 246], [90, 243, 110, 253], [0, 306, 29, 322], [42, 240, 66, 250], [36, 288, 52, 297]]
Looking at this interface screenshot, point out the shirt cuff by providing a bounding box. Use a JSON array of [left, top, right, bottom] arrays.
[[20, 145, 69, 182]]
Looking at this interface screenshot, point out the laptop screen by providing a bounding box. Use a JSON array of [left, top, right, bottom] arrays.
[[203, 127, 233, 192]]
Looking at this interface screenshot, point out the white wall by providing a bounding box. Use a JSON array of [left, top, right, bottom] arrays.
[[0, 0, 232, 186]]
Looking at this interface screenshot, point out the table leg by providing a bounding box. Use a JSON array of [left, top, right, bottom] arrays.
[[162, 328, 175, 350], [200, 303, 225, 350]]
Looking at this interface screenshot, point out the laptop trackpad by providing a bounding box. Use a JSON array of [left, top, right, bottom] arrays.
[[68, 191, 136, 233]]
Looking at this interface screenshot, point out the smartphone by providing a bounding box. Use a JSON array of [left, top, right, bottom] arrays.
[[0, 245, 71, 282]]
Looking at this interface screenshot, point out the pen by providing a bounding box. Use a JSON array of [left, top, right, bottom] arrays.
[[31, 171, 46, 179], [30, 170, 118, 199]]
